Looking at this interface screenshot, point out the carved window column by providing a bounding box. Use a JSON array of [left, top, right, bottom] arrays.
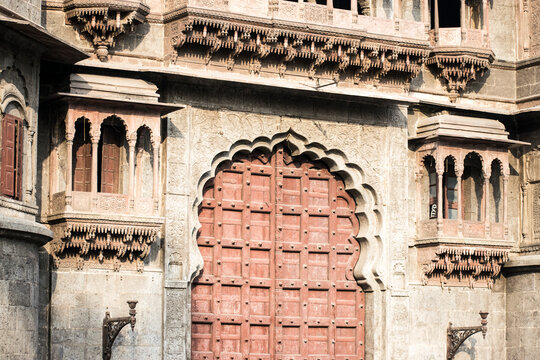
[[503, 174, 509, 237], [423, 0, 430, 32], [90, 132, 100, 195], [521, 183, 528, 241], [415, 170, 423, 232], [484, 167, 491, 234], [152, 135, 160, 212], [437, 164, 444, 236], [460, 0, 466, 40], [456, 164, 464, 237], [394, 0, 401, 19], [128, 136, 136, 209], [482, 0, 489, 45], [65, 132, 74, 210], [434, 0, 440, 41]]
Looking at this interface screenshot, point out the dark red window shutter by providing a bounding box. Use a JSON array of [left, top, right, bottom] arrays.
[[73, 135, 92, 192], [1, 114, 22, 199], [100, 125, 121, 193]]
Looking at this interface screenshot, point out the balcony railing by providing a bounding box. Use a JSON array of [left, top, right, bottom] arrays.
[[50, 191, 158, 218]]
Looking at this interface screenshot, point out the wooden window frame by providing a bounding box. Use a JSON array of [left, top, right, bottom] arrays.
[[1, 113, 23, 200]]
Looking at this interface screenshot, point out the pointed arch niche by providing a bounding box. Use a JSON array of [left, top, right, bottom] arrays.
[[410, 114, 528, 288]]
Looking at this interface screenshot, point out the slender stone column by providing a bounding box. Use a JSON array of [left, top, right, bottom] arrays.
[[460, 0, 466, 42], [437, 169, 444, 236], [152, 136, 160, 213], [456, 167, 463, 237], [484, 173, 490, 236], [434, 0, 440, 41], [128, 137, 136, 209], [423, 0, 430, 32], [521, 183, 528, 241], [65, 136, 73, 210], [91, 138, 99, 194], [415, 171, 423, 234], [503, 175, 509, 238], [483, 0, 489, 38]]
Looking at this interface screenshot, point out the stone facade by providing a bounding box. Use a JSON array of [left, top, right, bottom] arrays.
[[0, 0, 539, 359]]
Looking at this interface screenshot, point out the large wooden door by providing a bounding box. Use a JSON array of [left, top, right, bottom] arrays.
[[193, 146, 365, 360]]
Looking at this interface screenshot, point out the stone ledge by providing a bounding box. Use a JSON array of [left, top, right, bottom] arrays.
[[503, 255, 540, 274], [0, 216, 53, 246]]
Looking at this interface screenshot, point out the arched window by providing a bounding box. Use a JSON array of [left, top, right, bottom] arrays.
[[1, 103, 24, 200], [443, 156, 458, 219], [72, 118, 91, 192], [489, 160, 502, 223], [422, 156, 437, 220], [134, 126, 153, 198], [462, 153, 483, 222], [98, 117, 127, 194]]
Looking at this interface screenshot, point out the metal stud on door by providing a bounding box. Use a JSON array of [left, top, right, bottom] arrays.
[[193, 146, 365, 360]]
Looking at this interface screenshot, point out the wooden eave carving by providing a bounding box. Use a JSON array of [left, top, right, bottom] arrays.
[[50, 219, 161, 272], [166, 10, 431, 86], [64, 0, 150, 61], [427, 48, 494, 102], [422, 246, 509, 288]]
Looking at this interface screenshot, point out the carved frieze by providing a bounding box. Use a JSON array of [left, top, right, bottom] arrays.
[[165, 11, 430, 86], [426, 49, 494, 101], [50, 219, 161, 271], [64, 0, 150, 61], [422, 246, 509, 288]]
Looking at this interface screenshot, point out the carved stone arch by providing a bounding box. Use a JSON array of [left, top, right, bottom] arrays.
[[464, 151, 484, 171], [191, 130, 384, 292], [443, 154, 458, 173], [0, 67, 29, 108], [135, 124, 156, 149], [490, 158, 504, 176], [0, 84, 26, 120], [102, 115, 129, 140]]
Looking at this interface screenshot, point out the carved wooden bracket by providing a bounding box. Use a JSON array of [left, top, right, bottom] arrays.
[[422, 246, 509, 288], [427, 49, 494, 101], [64, 0, 150, 61], [166, 13, 430, 86], [51, 220, 160, 271]]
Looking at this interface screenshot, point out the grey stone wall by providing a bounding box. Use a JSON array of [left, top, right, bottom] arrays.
[[408, 285, 507, 360], [0, 238, 41, 359], [505, 269, 540, 359], [49, 269, 163, 359], [1, 0, 41, 24], [516, 63, 540, 101]]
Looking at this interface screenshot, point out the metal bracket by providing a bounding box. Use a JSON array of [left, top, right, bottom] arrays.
[[447, 311, 489, 360], [102, 300, 138, 360]]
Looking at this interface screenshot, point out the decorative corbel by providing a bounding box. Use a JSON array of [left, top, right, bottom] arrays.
[[64, 0, 150, 61], [447, 312, 488, 360], [102, 301, 138, 360], [426, 51, 493, 102]]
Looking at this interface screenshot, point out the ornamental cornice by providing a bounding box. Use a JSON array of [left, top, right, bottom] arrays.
[[166, 8, 430, 86], [63, 0, 150, 61]]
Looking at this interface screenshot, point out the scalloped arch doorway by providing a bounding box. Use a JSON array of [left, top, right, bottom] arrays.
[[192, 144, 365, 359]]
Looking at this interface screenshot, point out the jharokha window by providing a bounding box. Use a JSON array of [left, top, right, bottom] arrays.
[[1, 108, 24, 200], [410, 115, 530, 288]]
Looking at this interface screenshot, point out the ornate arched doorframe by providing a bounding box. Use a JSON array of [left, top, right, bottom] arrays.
[[186, 130, 388, 359]]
